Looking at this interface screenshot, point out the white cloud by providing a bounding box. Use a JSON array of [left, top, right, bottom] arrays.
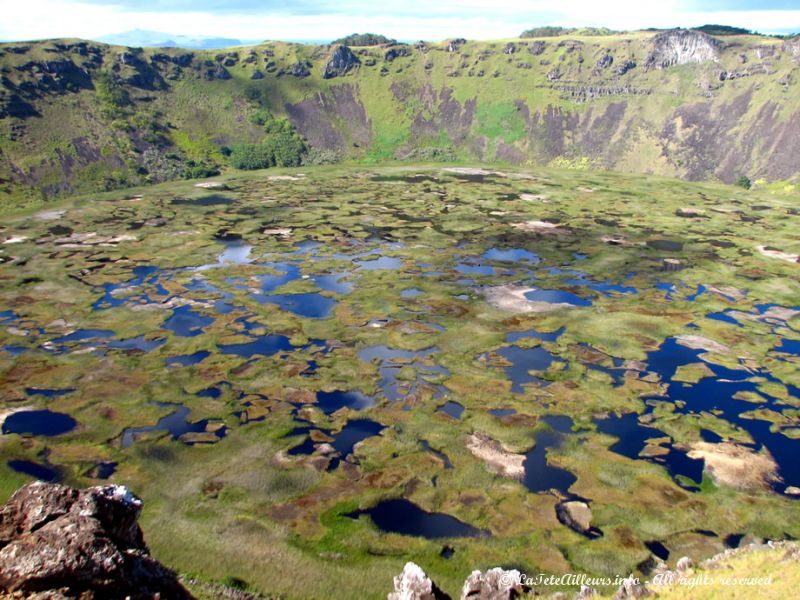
[[1, 0, 798, 42]]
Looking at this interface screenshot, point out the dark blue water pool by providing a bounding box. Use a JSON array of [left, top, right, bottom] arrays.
[[524, 288, 593, 307], [162, 306, 214, 337], [358, 345, 449, 401], [523, 416, 578, 494], [346, 499, 489, 539], [316, 390, 376, 415], [256, 292, 337, 319], [166, 351, 211, 366], [2, 410, 77, 437], [437, 401, 464, 419], [121, 403, 225, 448], [496, 345, 558, 393], [8, 459, 61, 482]]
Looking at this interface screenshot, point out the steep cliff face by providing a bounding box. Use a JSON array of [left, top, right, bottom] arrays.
[[1, 30, 799, 206], [644, 29, 722, 68]]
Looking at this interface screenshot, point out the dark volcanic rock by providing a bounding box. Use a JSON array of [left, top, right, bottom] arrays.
[[528, 41, 547, 55], [117, 51, 165, 89], [596, 53, 614, 69], [0, 481, 193, 599], [384, 46, 412, 62], [322, 45, 360, 79], [171, 53, 195, 67], [13, 58, 93, 96], [204, 65, 231, 81], [447, 39, 466, 53], [280, 62, 311, 78], [616, 60, 637, 75]]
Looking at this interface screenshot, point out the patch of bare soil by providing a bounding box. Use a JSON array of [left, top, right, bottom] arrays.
[[466, 433, 525, 479], [687, 442, 781, 491], [484, 285, 576, 313]]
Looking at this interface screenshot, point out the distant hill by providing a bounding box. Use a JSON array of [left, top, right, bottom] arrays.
[[94, 29, 246, 49]]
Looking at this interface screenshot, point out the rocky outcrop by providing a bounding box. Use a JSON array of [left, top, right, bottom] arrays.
[[446, 39, 466, 53], [388, 562, 449, 600], [528, 41, 546, 55], [323, 45, 360, 79], [204, 64, 231, 80], [551, 84, 651, 102], [783, 37, 800, 59], [388, 563, 527, 600], [116, 51, 165, 89], [384, 46, 412, 62], [645, 30, 721, 69], [13, 58, 93, 96], [556, 500, 593, 536], [615, 60, 637, 75], [0, 482, 192, 599], [280, 61, 311, 78], [389, 543, 799, 598], [596, 54, 613, 69], [461, 568, 529, 599]]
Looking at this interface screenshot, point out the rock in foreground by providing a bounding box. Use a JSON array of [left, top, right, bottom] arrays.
[[388, 562, 528, 600], [388, 562, 449, 600], [0, 481, 192, 599]]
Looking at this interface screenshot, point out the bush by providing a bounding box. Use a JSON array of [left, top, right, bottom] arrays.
[[183, 164, 220, 179], [736, 175, 752, 189], [333, 33, 396, 46], [265, 132, 307, 167], [264, 118, 293, 135], [221, 576, 248, 591], [695, 24, 756, 36], [95, 72, 130, 108], [520, 26, 570, 38], [249, 109, 269, 126], [229, 143, 275, 170], [229, 133, 307, 170], [242, 85, 263, 104]]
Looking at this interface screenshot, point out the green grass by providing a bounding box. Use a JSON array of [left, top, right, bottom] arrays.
[[3, 32, 800, 208], [0, 163, 798, 598]]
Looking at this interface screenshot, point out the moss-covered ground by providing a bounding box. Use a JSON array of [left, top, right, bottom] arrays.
[[0, 165, 798, 598]]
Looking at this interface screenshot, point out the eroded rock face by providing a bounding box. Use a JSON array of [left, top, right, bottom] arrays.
[[645, 30, 721, 69], [0, 482, 192, 599], [323, 45, 360, 79]]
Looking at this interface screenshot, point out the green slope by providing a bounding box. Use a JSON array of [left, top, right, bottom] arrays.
[[1, 29, 800, 208]]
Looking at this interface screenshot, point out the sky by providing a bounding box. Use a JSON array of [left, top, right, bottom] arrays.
[[1, 0, 799, 43]]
